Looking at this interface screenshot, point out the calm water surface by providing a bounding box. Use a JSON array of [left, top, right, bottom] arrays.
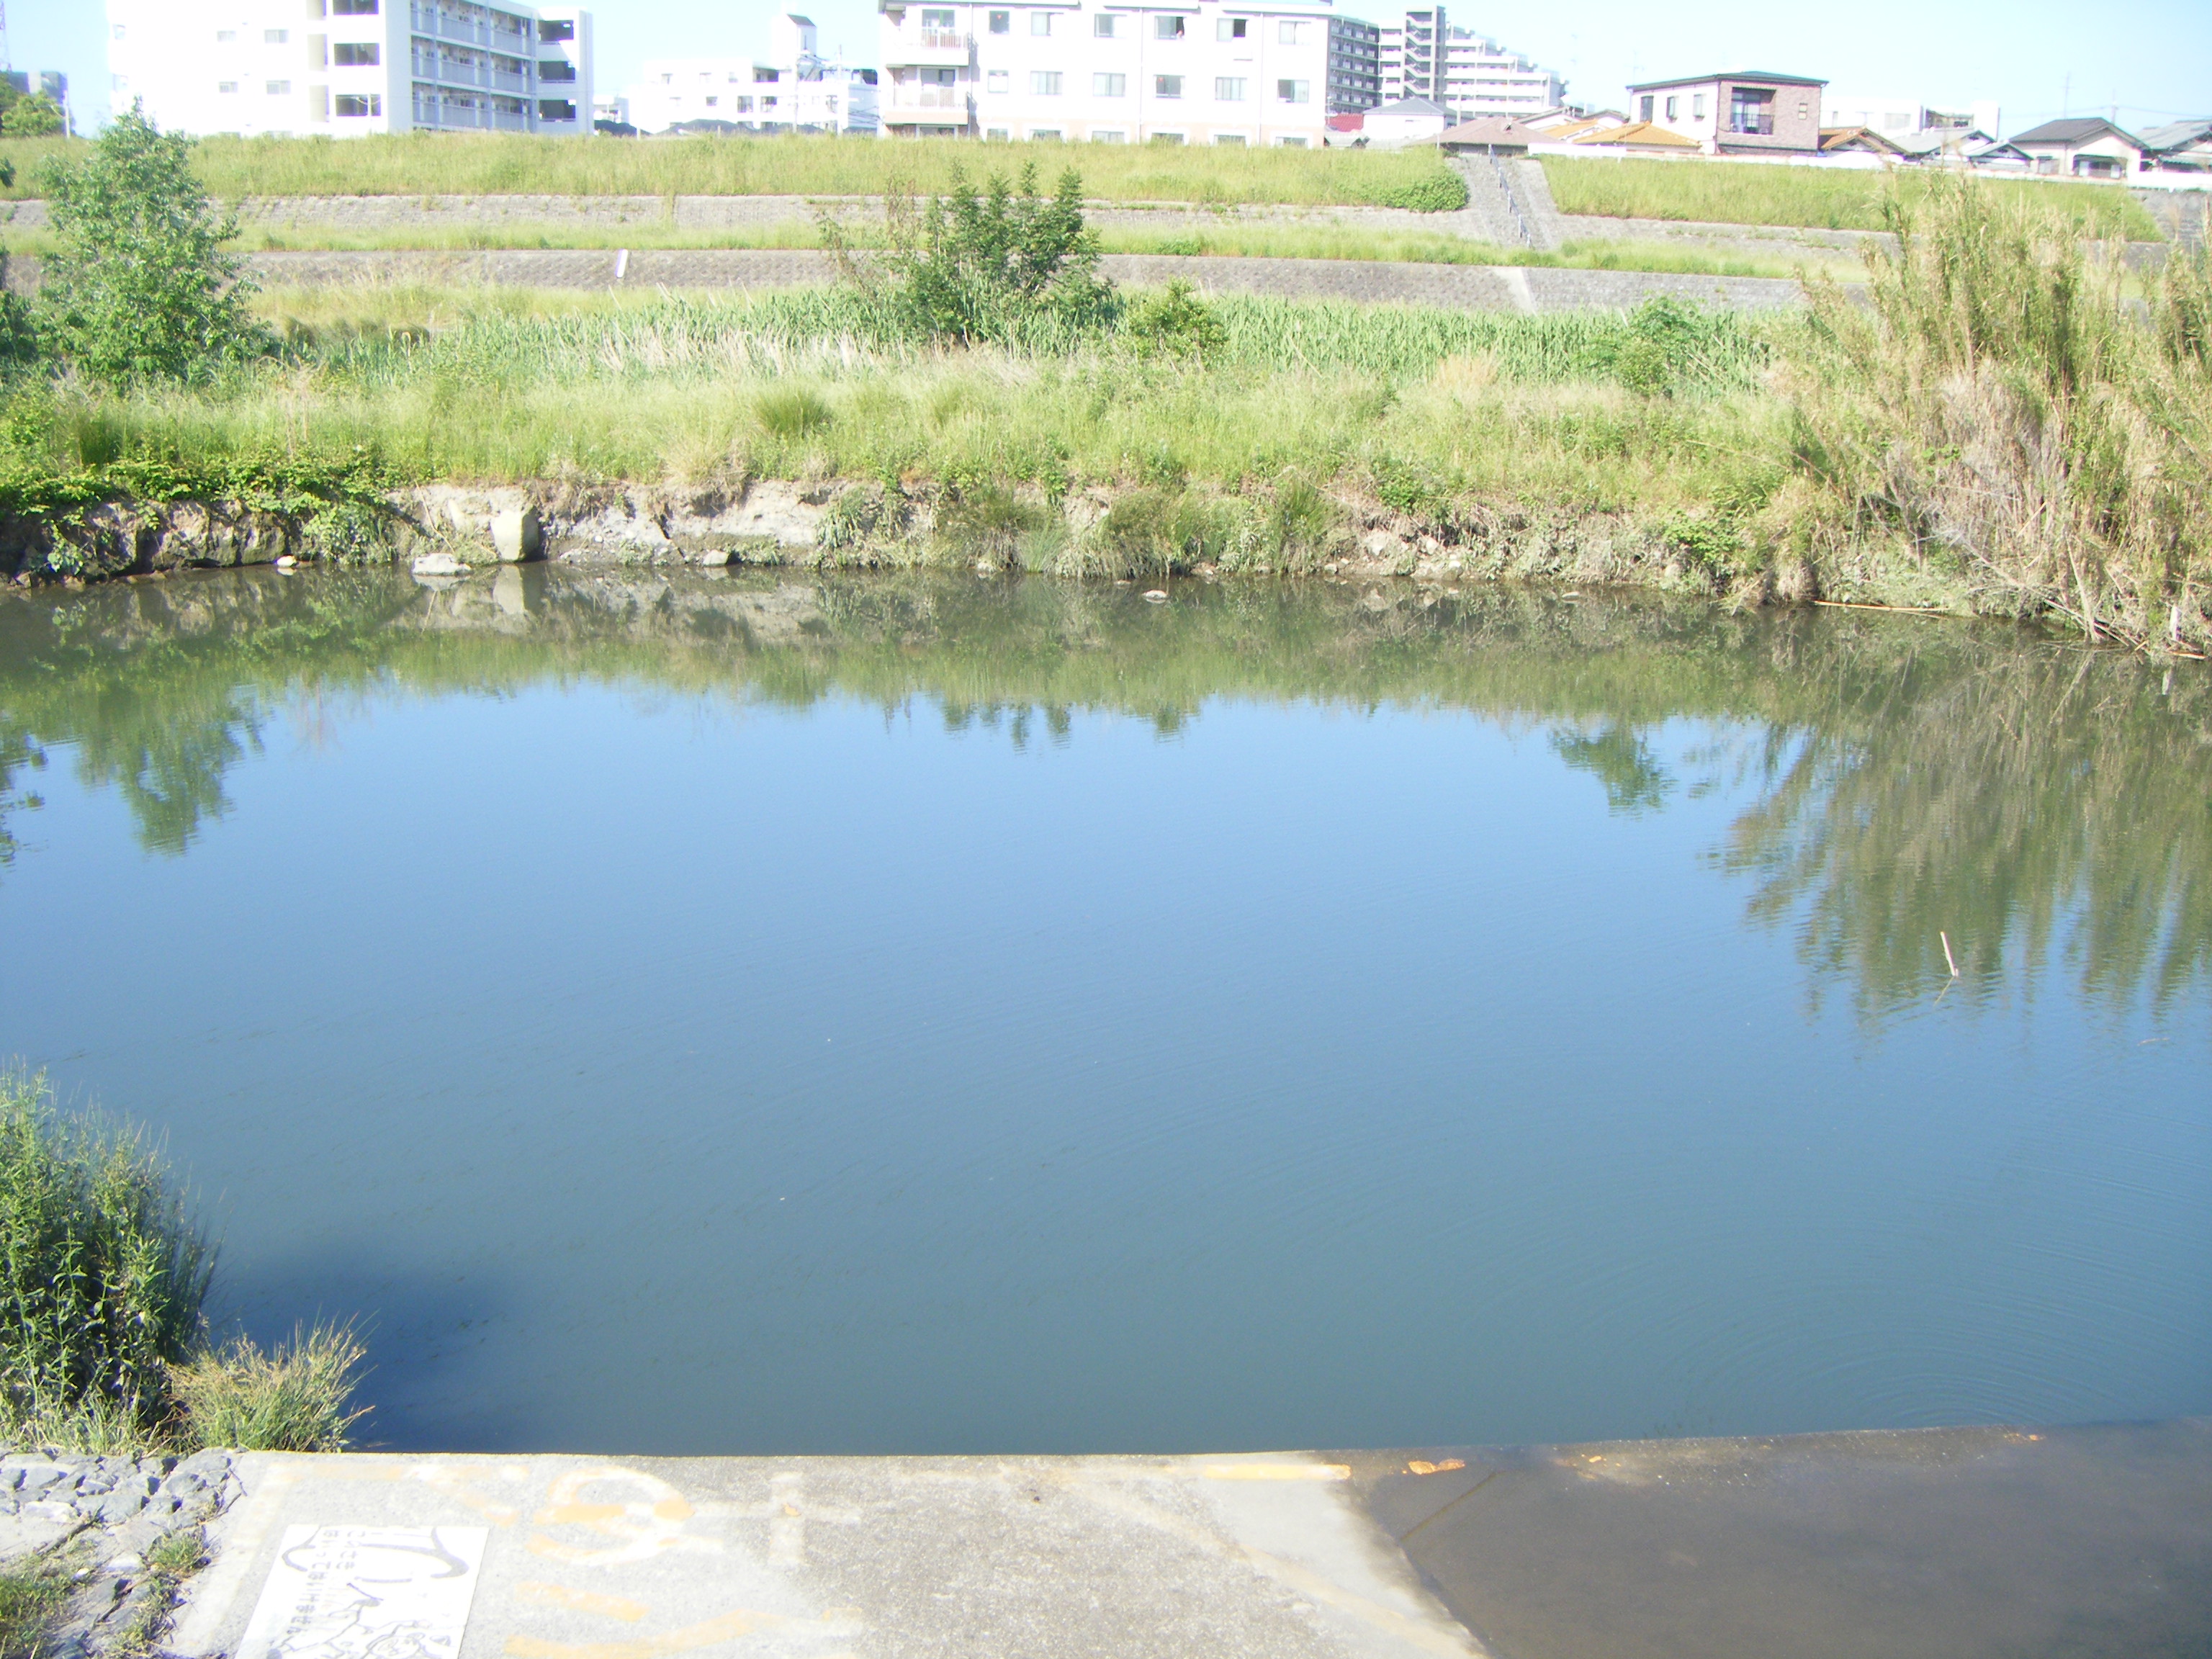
[[0, 567, 2205, 1453]]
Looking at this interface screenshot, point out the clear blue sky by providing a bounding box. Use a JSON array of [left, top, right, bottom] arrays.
[[15, 0, 2212, 135]]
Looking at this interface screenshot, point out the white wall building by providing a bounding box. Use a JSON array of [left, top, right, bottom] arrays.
[[1824, 94, 2001, 143], [625, 14, 879, 135], [1376, 9, 1560, 120], [877, 0, 1340, 147], [106, 0, 593, 138]]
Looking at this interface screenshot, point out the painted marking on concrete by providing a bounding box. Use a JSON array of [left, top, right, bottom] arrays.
[[505, 1605, 866, 1659], [529, 1467, 721, 1565], [238, 1524, 489, 1659], [1202, 1463, 1352, 1482], [515, 1582, 650, 1622]]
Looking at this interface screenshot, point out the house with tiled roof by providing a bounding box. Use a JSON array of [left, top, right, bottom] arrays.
[[2007, 117, 2145, 179], [2141, 119, 2212, 173]]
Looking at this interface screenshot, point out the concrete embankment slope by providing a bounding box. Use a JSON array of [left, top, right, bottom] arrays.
[[166, 1421, 2212, 1659]]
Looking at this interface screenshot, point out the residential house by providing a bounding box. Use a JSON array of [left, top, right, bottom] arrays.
[[2005, 117, 2144, 179], [876, 0, 1345, 146], [626, 15, 876, 135], [1359, 93, 1450, 148], [1571, 119, 1696, 153], [1426, 114, 1538, 155], [107, 0, 595, 138], [1817, 125, 1911, 157], [1624, 70, 1824, 156], [2141, 119, 2212, 173]]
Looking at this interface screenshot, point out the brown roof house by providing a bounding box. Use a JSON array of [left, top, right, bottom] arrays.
[[1624, 70, 1825, 155]]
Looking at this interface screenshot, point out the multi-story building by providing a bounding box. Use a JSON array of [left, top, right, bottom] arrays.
[[1324, 17, 1378, 115], [1625, 71, 1825, 156], [1375, 10, 1559, 119], [624, 14, 879, 135], [877, 0, 1344, 146], [104, 0, 593, 138]]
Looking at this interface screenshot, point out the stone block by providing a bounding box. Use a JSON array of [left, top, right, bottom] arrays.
[[490, 507, 542, 562]]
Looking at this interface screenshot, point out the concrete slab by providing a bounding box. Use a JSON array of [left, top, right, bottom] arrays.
[[171, 1452, 1483, 1659]]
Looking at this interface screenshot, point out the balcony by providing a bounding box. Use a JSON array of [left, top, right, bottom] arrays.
[[888, 28, 970, 67], [889, 84, 966, 110], [491, 66, 529, 92]]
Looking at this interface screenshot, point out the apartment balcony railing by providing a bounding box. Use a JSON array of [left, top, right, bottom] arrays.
[[413, 8, 493, 46], [890, 84, 966, 109], [490, 66, 529, 92], [918, 29, 966, 48]]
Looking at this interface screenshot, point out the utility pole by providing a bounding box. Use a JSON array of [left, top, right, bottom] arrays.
[[0, 0, 11, 73]]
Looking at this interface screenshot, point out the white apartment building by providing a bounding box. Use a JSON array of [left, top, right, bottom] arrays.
[[1377, 9, 1560, 119], [105, 0, 593, 138], [878, 0, 1344, 147], [626, 15, 878, 135]]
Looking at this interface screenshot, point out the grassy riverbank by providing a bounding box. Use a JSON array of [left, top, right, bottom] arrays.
[[1537, 156, 2160, 239], [0, 132, 1464, 210]]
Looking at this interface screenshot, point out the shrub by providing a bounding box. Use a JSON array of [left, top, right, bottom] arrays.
[[171, 1325, 371, 1452], [850, 163, 1118, 345], [1377, 171, 1470, 214], [0, 94, 65, 140], [33, 105, 272, 386], [755, 387, 834, 439], [1125, 280, 1226, 361], [0, 1071, 212, 1445]]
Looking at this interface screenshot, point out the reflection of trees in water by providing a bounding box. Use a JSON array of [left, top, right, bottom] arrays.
[[0, 569, 2203, 1022], [1712, 646, 2211, 1021]]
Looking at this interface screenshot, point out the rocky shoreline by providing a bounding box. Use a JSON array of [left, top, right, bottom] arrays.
[[0, 1449, 239, 1659], [0, 477, 1833, 611]]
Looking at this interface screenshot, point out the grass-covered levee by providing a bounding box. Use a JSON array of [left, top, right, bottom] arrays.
[[0, 119, 2207, 653]]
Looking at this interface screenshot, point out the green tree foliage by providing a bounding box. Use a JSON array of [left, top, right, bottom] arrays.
[[33, 105, 271, 385], [0, 94, 66, 138], [1126, 279, 1226, 361], [871, 163, 1117, 343]]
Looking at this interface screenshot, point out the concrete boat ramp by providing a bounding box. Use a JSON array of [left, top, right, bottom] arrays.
[[171, 1421, 2212, 1659]]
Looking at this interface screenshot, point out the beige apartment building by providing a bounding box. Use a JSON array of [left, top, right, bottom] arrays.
[[878, 0, 1344, 145]]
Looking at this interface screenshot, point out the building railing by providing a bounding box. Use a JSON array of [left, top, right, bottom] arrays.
[[891, 85, 964, 109], [917, 28, 966, 48]]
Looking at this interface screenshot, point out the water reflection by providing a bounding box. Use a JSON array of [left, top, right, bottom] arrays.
[[1, 566, 2205, 1026]]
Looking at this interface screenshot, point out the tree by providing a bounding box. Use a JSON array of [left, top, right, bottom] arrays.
[[0, 94, 67, 137], [33, 104, 270, 385]]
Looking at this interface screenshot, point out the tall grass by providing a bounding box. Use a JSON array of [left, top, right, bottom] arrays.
[[0, 1071, 210, 1447], [1784, 173, 2212, 649], [0, 132, 1462, 210], [1540, 156, 2160, 240], [171, 1326, 371, 1453]]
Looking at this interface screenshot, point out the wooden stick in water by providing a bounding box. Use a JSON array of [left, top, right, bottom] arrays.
[[1941, 930, 1960, 977]]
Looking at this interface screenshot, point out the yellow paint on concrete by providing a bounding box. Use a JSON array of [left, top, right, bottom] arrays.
[[1202, 1464, 1352, 1482], [515, 1582, 651, 1622]]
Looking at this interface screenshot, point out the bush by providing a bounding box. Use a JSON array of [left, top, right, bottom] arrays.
[[852, 163, 1118, 345], [0, 1071, 212, 1445], [0, 94, 64, 140], [1126, 280, 1226, 361], [1377, 171, 1470, 214], [171, 1326, 371, 1452], [33, 105, 272, 385]]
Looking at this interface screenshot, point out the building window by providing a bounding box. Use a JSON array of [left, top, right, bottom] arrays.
[[1032, 71, 1062, 94], [1092, 129, 1123, 141], [1031, 11, 1053, 34], [755, 66, 779, 81], [1639, 93, 1653, 120], [266, 79, 292, 94], [1214, 76, 1244, 100], [1094, 73, 1125, 96], [1277, 134, 1306, 145], [217, 81, 239, 93], [1094, 13, 1117, 36], [1278, 20, 1300, 42], [538, 97, 575, 120], [335, 0, 379, 12], [113, 23, 125, 38], [1214, 132, 1245, 145], [1276, 77, 1308, 102], [335, 92, 382, 115], [1691, 92, 1705, 119], [333, 42, 380, 64], [1727, 85, 1774, 135], [1665, 95, 1677, 120], [540, 60, 576, 81], [986, 125, 1009, 138], [1155, 14, 1184, 37], [988, 9, 1010, 30], [1150, 130, 1184, 143], [1217, 17, 1245, 38], [265, 29, 289, 42], [922, 6, 955, 24], [704, 95, 718, 105], [987, 69, 1008, 91], [734, 95, 752, 110], [1154, 75, 1182, 98], [1797, 102, 1809, 120], [1030, 127, 1061, 139], [216, 30, 237, 41], [536, 17, 572, 38]]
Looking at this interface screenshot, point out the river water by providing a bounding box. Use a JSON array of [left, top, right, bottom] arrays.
[[0, 567, 2204, 1455]]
